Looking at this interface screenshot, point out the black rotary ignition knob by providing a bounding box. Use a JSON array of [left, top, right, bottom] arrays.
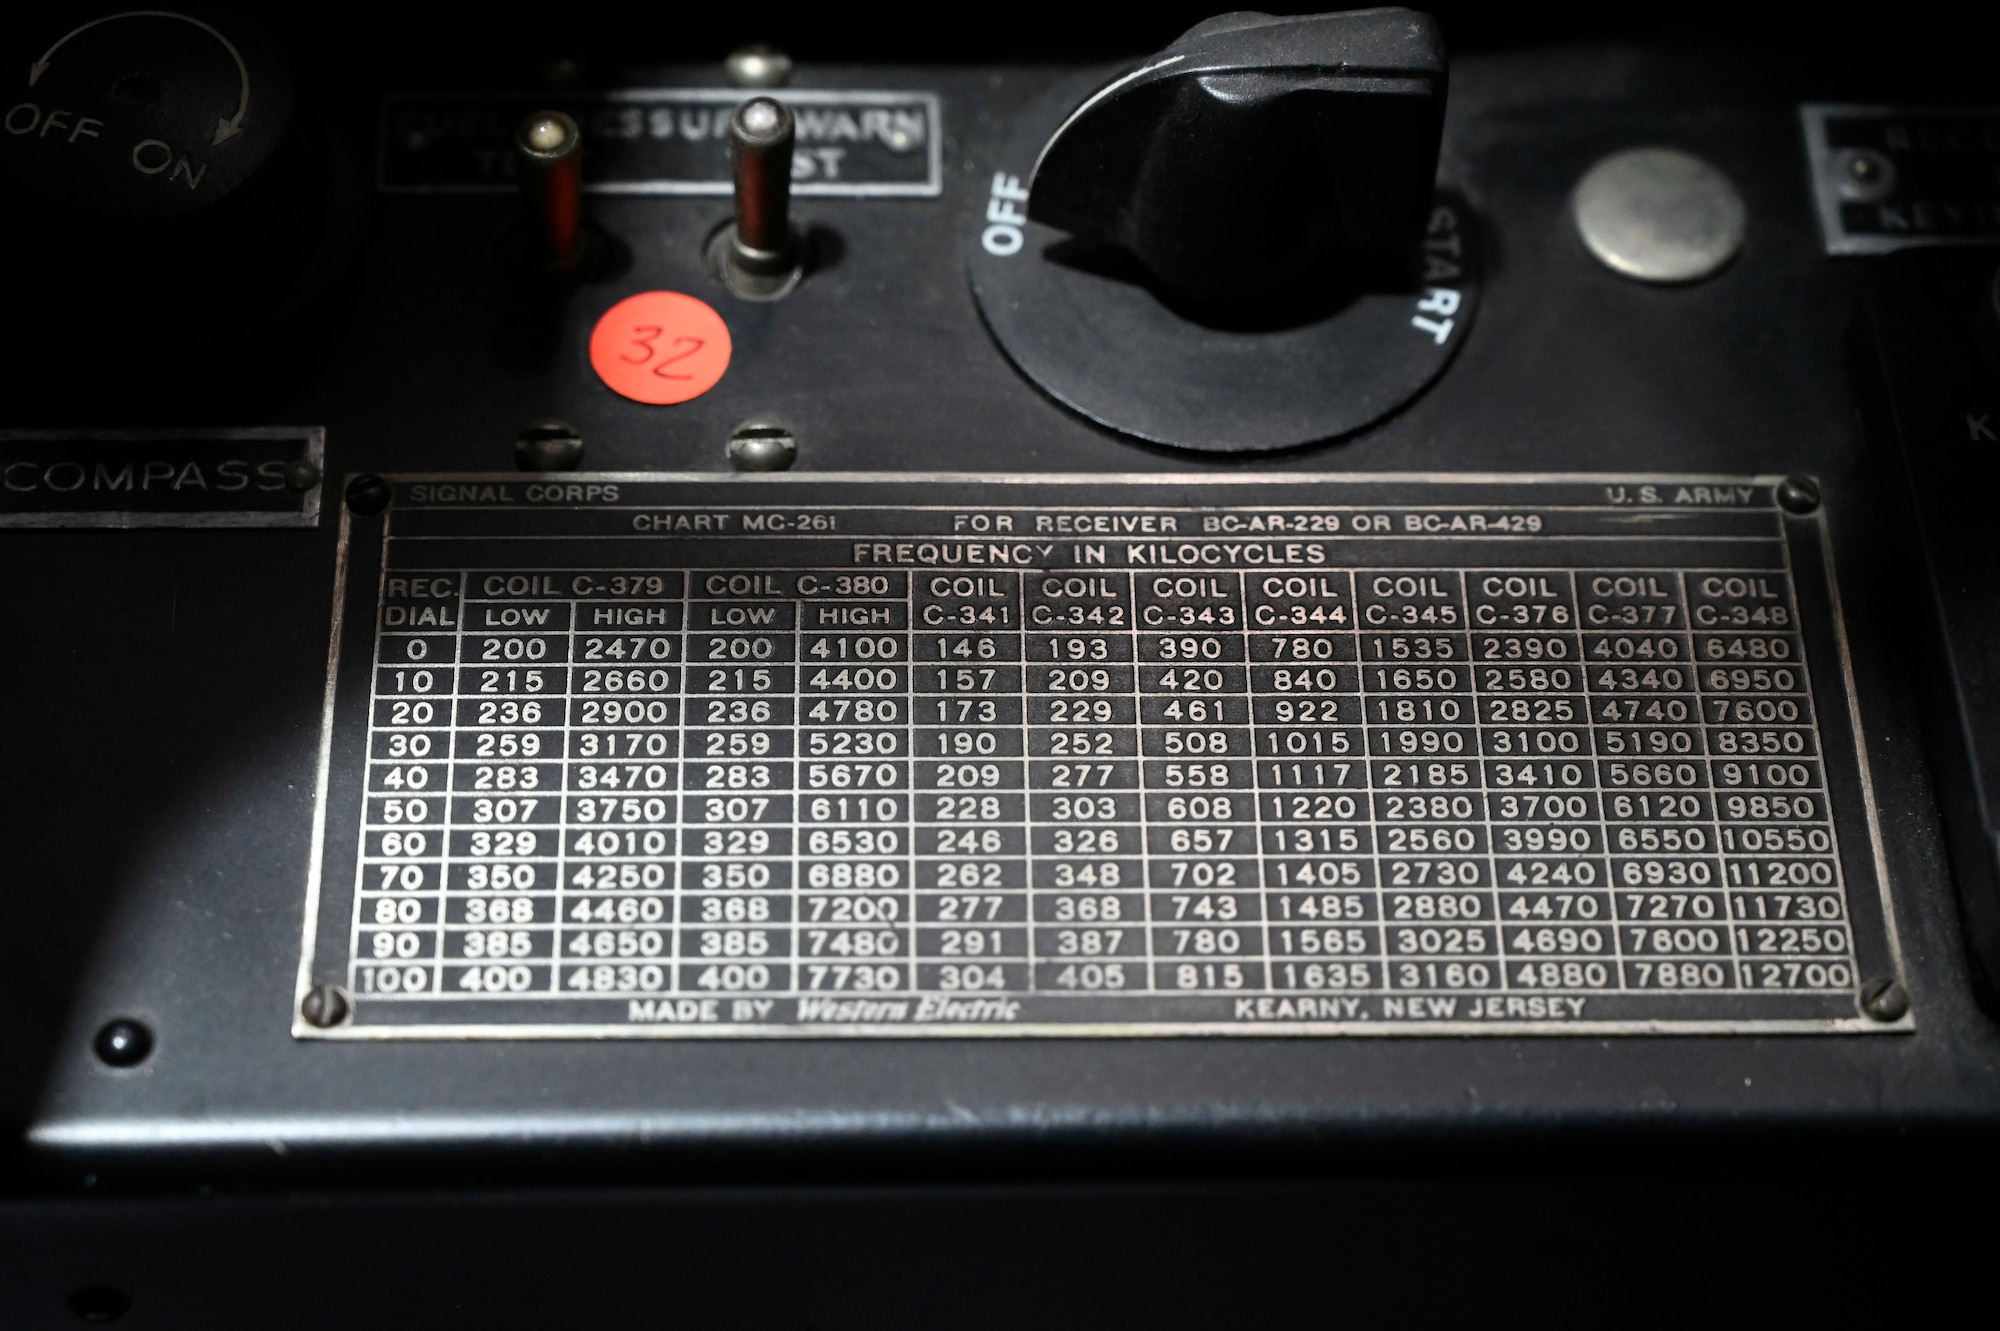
[[1027, 8, 1446, 307], [965, 7, 1479, 452]]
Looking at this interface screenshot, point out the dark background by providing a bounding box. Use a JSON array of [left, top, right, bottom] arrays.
[[228, 0, 1988, 70]]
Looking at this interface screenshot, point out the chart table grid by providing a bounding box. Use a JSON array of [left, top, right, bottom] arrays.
[[301, 475, 1904, 1036]]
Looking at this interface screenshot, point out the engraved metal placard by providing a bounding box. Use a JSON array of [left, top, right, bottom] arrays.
[[297, 475, 1905, 1037], [0, 427, 322, 529], [379, 89, 942, 197], [1801, 104, 2000, 255]]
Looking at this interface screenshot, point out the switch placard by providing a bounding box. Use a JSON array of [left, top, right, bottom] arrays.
[[380, 89, 942, 198]]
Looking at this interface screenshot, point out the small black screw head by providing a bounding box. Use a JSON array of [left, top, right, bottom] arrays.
[[283, 459, 322, 492], [300, 984, 351, 1029], [1861, 977, 1910, 1022], [67, 1286, 131, 1322], [515, 419, 585, 472], [728, 422, 797, 472], [92, 1019, 152, 1068], [1835, 150, 1896, 205], [725, 44, 793, 89], [1775, 475, 1821, 514], [345, 474, 392, 515]]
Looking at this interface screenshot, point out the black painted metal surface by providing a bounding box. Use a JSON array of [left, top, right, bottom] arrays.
[[0, 35, 1994, 1205]]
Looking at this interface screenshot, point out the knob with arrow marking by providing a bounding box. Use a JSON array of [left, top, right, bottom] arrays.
[[0, 4, 360, 382], [1, 3, 292, 222]]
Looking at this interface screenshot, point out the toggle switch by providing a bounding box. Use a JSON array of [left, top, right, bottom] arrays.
[[712, 96, 805, 300], [515, 109, 583, 273]]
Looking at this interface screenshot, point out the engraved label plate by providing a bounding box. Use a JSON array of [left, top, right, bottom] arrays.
[[0, 428, 322, 529], [297, 475, 1906, 1037], [1801, 104, 2000, 254], [379, 90, 942, 197]]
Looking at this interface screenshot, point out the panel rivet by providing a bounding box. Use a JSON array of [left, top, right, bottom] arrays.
[[1775, 476, 1820, 514], [1572, 148, 1745, 284], [1860, 977, 1909, 1022], [283, 459, 322, 492], [92, 1019, 153, 1068], [345, 474, 391, 515], [301, 984, 352, 1029], [1835, 148, 1896, 204]]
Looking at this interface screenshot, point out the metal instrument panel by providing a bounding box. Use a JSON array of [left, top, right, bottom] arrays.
[[294, 473, 1904, 1038]]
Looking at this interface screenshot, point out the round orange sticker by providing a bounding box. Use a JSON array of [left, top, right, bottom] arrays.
[[589, 291, 733, 404]]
